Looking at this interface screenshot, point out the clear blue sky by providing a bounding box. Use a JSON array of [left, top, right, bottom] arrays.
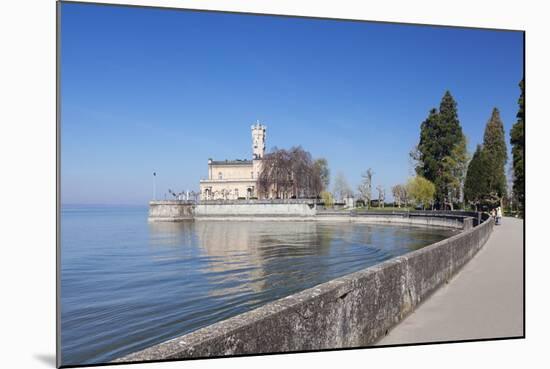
[[60, 2, 524, 205]]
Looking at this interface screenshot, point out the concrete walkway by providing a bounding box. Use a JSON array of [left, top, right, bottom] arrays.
[[377, 217, 524, 345]]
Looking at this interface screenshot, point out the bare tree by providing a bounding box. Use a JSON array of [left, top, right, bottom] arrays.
[[409, 145, 422, 177], [333, 172, 352, 202], [357, 168, 373, 209], [376, 185, 385, 208], [314, 158, 330, 191], [258, 146, 323, 199], [391, 184, 408, 208]]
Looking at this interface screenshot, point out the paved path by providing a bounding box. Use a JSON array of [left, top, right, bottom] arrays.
[[377, 217, 524, 345]]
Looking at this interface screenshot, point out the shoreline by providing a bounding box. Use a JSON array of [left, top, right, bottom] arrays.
[[149, 211, 474, 231]]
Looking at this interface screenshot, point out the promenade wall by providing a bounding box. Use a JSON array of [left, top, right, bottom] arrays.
[[117, 212, 491, 362], [318, 211, 473, 230]]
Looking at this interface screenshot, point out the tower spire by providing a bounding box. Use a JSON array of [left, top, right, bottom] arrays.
[[251, 121, 266, 159]]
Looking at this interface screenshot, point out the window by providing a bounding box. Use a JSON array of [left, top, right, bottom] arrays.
[[218, 172, 222, 180], [251, 171, 254, 179]]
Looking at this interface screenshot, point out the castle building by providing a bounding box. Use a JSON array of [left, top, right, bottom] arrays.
[[199, 122, 266, 200]]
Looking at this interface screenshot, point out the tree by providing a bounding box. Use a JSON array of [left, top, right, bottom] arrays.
[[505, 163, 517, 213], [414, 91, 468, 209], [463, 108, 508, 212], [391, 184, 408, 208], [258, 146, 323, 199], [333, 172, 352, 202], [376, 185, 385, 208], [440, 134, 469, 209], [314, 158, 330, 191], [510, 79, 525, 215], [320, 191, 334, 208], [464, 145, 491, 210], [406, 176, 436, 210], [483, 108, 508, 203], [357, 168, 373, 209], [413, 108, 439, 181]]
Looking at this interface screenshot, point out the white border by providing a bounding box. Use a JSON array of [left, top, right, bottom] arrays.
[[1, 1, 547, 368]]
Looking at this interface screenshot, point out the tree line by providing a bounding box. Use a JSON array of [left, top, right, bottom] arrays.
[[463, 80, 524, 214], [407, 81, 524, 213], [257, 80, 524, 214]]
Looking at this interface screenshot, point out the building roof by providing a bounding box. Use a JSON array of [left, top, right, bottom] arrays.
[[209, 159, 253, 166]]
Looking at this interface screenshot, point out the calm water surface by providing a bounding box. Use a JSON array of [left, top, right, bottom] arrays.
[[60, 205, 456, 365]]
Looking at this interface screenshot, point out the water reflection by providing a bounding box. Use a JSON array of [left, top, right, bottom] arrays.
[[147, 220, 449, 301], [62, 208, 455, 366]]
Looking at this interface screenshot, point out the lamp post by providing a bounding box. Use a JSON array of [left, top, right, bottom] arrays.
[[153, 172, 156, 201]]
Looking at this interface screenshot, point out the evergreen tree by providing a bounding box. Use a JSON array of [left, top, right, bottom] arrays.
[[464, 145, 490, 210], [438, 91, 464, 150], [510, 79, 525, 214], [415, 91, 468, 209], [416, 108, 440, 181], [482, 108, 508, 200]]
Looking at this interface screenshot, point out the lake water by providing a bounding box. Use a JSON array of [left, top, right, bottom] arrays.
[[60, 205, 456, 365]]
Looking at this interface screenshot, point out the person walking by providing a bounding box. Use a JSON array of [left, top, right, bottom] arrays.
[[496, 206, 503, 225]]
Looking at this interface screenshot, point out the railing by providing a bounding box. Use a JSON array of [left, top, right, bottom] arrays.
[[149, 200, 197, 205], [198, 199, 316, 205], [317, 209, 482, 228]]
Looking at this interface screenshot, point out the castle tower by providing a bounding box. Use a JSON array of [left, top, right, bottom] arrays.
[[251, 121, 266, 159]]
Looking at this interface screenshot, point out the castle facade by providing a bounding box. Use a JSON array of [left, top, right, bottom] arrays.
[[199, 122, 266, 200]]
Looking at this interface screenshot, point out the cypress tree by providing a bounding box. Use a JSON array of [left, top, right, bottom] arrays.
[[464, 145, 490, 210], [416, 108, 440, 181], [415, 91, 467, 209], [438, 91, 464, 151], [482, 108, 508, 200], [510, 79, 525, 213]]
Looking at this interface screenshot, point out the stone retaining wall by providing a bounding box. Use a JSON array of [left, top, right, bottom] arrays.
[[148, 200, 194, 222], [149, 201, 475, 229], [195, 202, 316, 217], [116, 213, 492, 363]]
